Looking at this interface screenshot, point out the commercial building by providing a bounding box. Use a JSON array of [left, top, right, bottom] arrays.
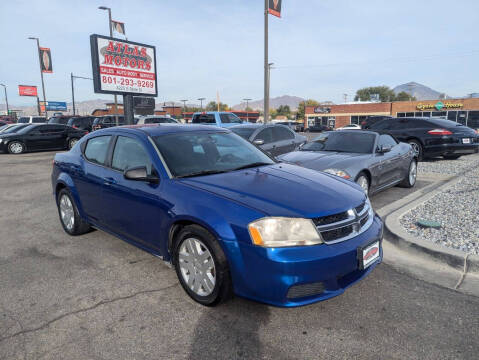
[[305, 98, 479, 129]]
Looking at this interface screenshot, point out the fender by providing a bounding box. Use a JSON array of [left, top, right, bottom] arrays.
[[55, 172, 88, 220]]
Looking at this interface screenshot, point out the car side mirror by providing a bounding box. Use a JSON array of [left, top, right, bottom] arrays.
[[124, 166, 159, 184], [253, 139, 265, 146], [377, 145, 392, 153]]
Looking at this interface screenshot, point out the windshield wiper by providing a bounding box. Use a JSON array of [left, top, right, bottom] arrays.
[[231, 162, 272, 171], [176, 169, 230, 178]]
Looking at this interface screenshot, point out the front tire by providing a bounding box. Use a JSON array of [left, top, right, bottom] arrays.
[[408, 139, 423, 161], [8, 141, 25, 154], [399, 159, 417, 188], [355, 172, 370, 195], [56, 188, 91, 235], [173, 225, 232, 306]]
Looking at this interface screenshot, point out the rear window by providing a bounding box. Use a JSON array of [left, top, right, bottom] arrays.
[[84, 136, 112, 165], [18, 117, 29, 123], [426, 118, 464, 128], [192, 114, 216, 124]]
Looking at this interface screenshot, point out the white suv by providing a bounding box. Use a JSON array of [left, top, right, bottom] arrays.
[[17, 116, 47, 124]]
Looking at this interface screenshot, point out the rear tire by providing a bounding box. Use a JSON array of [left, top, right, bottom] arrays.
[[68, 138, 79, 150], [443, 154, 461, 160], [173, 225, 232, 306], [408, 139, 423, 161], [56, 188, 91, 236], [7, 141, 25, 154], [399, 159, 417, 188]]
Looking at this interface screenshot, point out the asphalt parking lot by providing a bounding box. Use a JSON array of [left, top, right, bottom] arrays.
[[1, 151, 478, 360]]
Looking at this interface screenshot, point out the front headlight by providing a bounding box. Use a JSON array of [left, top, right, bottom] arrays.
[[323, 168, 351, 179], [0, 139, 3, 144], [248, 217, 323, 247]]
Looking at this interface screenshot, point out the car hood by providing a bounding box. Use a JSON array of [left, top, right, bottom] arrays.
[[278, 151, 371, 170], [178, 163, 365, 218]]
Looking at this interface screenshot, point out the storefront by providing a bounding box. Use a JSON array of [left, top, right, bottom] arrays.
[[305, 98, 479, 129]]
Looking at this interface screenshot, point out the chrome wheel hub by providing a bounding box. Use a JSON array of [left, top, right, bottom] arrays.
[[178, 238, 216, 296], [59, 194, 75, 231], [10, 143, 23, 154], [357, 176, 369, 195], [409, 161, 417, 185], [409, 142, 420, 157], [70, 139, 78, 148]]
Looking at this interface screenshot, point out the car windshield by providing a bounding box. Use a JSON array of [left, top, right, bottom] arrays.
[[153, 131, 275, 178], [301, 132, 375, 154], [230, 127, 256, 140], [3, 124, 30, 134]]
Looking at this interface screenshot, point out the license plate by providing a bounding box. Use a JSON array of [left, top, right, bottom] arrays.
[[462, 138, 471, 144], [358, 241, 380, 269]]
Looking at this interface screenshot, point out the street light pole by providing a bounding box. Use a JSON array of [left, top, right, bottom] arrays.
[[71, 73, 93, 116], [243, 98, 252, 122], [198, 97, 205, 111], [0, 84, 9, 116], [180, 99, 188, 123], [99, 6, 119, 126], [28, 37, 47, 117], [267, 63, 274, 122]]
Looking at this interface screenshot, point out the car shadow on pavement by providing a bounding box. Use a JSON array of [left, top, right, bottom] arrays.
[[188, 297, 279, 360]]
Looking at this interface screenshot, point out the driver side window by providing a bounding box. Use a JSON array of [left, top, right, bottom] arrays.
[[378, 134, 397, 148], [255, 128, 274, 144], [111, 136, 152, 174]]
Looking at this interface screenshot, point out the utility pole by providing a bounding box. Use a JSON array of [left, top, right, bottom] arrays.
[[264, 0, 269, 123], [343, 94, 348, 103], [0, 84, 9, 116], [28, 37, 47, 117], [98, 6, 120, 126], [180, 99, 188, 122], [198, 97, 205, 111], [243, 98, 252, 122], [71, 73, 93, 115]]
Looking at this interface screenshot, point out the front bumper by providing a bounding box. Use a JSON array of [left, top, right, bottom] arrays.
[[222, 214, 383, 307]]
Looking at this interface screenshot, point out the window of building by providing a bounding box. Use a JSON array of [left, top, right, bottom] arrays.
[[457, 111, 468, 126], [422, 112, 431, 117], [468, 111, 479, 129], [397, 113, 406, 117], [431, 111, 447, 118], [447, 111, 457, 122], [414, 112, 423, 117], [405, 112, 414, 117]]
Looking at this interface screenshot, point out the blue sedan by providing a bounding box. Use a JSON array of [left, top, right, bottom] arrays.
[[51, 124, 383, 307]]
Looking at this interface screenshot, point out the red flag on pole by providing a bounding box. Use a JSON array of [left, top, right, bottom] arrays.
[[268, 0, 282, 18], [39, 48, 52, 73]]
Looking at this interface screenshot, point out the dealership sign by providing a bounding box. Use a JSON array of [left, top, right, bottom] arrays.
[[90, 34, 157, 97], [18, 85, 38, 97], [416, 101, 463, 111]]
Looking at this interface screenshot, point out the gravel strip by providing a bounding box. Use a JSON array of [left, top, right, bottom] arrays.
[[418, 153, 479, 175], [400, 155, 479, 254]]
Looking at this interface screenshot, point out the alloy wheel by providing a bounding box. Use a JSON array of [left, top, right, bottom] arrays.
[[69, 138, 78, 149], [356, 176, 369, 195], [9, 142, 23, 154], [409, 142, 420, 157], [409, 161, 417, 185], [59, 194, 75, 231], [178, 237, 216, 296]]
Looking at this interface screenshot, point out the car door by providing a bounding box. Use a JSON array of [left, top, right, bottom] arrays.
[[75, 135, 113, 222], [272, 126, 297, 155], [101, 135, 164, 250], [22, 126, 44, 150], [38, 125, 67, 149], [376, 134, 401, 186], [253, 127, 275, 155]]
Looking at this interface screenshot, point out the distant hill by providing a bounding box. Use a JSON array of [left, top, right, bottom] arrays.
[[233, 95, 305, 111], [393, 82, 445, 101]]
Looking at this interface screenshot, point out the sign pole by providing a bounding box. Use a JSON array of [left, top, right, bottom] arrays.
[[106, 8, 120, 126], [36, 96, 41, 116], [264, 0, 269, 124], [34, 38, 47, 117], [123, 94, 134, 125], [71, 72, 76, 116]]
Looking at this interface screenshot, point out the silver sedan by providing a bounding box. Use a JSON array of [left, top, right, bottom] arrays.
[[278, 130, 417, 196]]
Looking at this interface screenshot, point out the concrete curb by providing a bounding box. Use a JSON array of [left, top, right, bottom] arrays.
[[382, 172, 479, 276]]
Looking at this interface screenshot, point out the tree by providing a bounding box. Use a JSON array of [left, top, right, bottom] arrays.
[[276, 105, 291, 117], [206, 101, 229, 111], [395, 91, 416, 101], [297, 99, 320, 120], [354, 86, 396, 102]]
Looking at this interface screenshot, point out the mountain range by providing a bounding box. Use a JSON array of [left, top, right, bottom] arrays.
[[232, 95, 305, 111], [393, 82, 445, 100]]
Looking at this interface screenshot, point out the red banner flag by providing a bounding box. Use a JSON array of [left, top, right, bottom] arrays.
[[268, 0, 282, 18], [39, 47, 52, 73], [18, 85, 38, 97]]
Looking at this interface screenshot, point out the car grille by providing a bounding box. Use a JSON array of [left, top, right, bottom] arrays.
[[314, 200, 373, 244], [287, 281, 325, 299]]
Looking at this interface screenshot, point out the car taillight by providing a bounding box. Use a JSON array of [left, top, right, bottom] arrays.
[[428, 129, 452, 135], [73, 125, 78, 129]]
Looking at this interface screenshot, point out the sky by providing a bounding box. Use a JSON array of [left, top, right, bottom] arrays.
[[1, 0, 479, 107]]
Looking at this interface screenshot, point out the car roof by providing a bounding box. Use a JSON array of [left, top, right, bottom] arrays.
[[98, 124, 228, 136], [230, 124, 263, 129], [192, 111, 237, 115], [328, 130, 379, 136]]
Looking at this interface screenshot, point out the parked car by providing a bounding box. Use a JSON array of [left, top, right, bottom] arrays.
[[0, 124, 87, 154], [230, 123, 307, 157], [48, 115, 77, 125], [369, 117, 479, 160], [306, 124, 332, 132], [337, 124, 362, 130], [278, 131, 417, 196], [52, 125, 383, 307], [360, 116, 393, 130], [191, 111, 243, 128], [17, 116, 47, 124], [92, 115, 125, 131], [275, 121, 304, 132], [136, 115, 180, 125], [67, 116, 96, 132]]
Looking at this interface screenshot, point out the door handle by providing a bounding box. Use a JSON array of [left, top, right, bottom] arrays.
[[103, 177, 116, 185]]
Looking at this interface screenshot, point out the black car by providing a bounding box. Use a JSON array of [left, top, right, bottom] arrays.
[[92, 115, 125, 130], [360, 116, 393, 129], [0, 124, 88, 154], [230, 123, 307, 157], [67, 116, 95, 132], [48, 116, 77, 125], [370, 117, 479, 160], [306, 124, 332, 132]]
